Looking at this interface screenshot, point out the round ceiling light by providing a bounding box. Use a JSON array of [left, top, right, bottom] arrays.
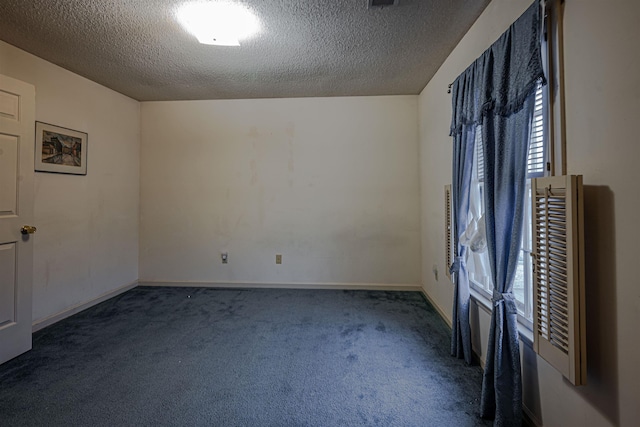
[[176, 1, 260, 46]]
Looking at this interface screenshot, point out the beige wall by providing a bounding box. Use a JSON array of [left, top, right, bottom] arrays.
[[0, 41, 140, 324], [140, 96, 421, 287], [419, 0, 640, 426], [4, 1, 639, 423]]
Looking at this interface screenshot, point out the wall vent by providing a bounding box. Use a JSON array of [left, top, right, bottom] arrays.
[[368, 0, 398, 9]]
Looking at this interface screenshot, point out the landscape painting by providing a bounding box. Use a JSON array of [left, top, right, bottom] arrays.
[[35, 122, 87, 175]]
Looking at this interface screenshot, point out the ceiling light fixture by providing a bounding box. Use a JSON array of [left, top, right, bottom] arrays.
[[176, 1, 260, 46]]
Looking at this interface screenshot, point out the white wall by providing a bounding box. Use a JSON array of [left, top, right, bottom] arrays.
[[0, 41, 140, 324], [418, 0, 640, 426], [140, 96, 421, 287]]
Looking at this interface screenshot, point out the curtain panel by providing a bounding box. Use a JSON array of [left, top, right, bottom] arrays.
[[448, 2, 545, 426], [449, 124, 475, 365]]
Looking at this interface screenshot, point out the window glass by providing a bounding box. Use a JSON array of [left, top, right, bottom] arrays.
[[467, 82, 546, 325]]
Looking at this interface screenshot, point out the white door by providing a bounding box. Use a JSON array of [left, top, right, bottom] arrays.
[[0, 74, 35, 365]]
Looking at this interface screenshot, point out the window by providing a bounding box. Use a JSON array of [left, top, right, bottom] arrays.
[[467, 82, 547, 327]]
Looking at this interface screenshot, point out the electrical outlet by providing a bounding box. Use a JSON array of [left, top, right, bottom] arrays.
[[221, 252, 228, 264], [276, 254, 282, 264]]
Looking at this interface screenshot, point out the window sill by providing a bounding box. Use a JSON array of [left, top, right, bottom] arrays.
[[469, 287, 534, 345]]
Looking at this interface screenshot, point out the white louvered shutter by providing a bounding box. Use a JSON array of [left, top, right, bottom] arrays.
[[531, 175, 586, 386], [445, 184, 453, 280]]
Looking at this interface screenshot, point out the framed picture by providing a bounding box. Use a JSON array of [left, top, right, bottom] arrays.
[[35, 122, 88, 175]]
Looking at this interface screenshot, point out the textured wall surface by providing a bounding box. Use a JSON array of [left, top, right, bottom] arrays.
[[418, 0, 640, 425], [0, 40, 141, 324], [140, 96, 421, 287]]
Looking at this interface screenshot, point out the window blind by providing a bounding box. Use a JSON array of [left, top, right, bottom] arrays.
[[475, 126, 484, 182], [474, 82, 545, 181], [528, 82, 546, 177]]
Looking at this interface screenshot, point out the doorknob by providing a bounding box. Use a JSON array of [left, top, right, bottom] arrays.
[[20, 225, 37, 235]]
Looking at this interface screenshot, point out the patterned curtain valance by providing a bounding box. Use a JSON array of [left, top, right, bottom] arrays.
[[450, 2, 546, 136]]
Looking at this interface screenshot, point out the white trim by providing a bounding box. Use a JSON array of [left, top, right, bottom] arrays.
[[522, 331, 541, 425], [523, 405, 543, 427], [138, 280, 423, 292], [32, 280, 138, 332], [470, 284, 493, 313], [469, 285, 534, 342], [421, 287, 488, 367], [419, 288, 452, 328]]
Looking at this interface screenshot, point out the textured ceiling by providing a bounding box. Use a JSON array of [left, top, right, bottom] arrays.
[[0, 0, 490, 101]]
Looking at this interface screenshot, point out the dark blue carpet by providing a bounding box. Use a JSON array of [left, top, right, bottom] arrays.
[[0, 287, 489, 426]]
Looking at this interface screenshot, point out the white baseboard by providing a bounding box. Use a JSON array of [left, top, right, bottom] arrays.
[[420, 287, 541, 425], [419, 287, 453, 329], [32, 280, 138, 332], [420, 285, 488, 368], [138, 280, 423, 292], [523, 406, 543, 427]]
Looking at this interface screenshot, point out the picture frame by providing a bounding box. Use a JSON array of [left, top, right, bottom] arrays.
[[35, 121, 88, 175]]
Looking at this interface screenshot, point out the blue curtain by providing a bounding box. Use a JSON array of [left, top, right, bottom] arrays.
[[449, 3, 545, 426], [450, 123, 475, 364], [479, 97, 535, 426]]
